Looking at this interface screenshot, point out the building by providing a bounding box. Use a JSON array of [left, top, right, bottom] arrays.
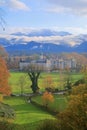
[[19, 56, 77, 71], [19, 59, 52, 71]]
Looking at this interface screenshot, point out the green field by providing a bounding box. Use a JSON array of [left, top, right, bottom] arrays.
[[9, 72, 32, 94], [4, 94, 67, 130], [9, 71, 83, 94], [4, 71, 83, 130], [4, 96, 54, 130], [32, 94, 68, 112]]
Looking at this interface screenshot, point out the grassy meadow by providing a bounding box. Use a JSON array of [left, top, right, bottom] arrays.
[[3, 71, 83, 130], [32, 94, 68, 112], [4, 96, 54, 130], [9, 71, 83, 94]]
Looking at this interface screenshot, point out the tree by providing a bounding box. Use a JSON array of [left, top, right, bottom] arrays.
[[81, 65, 87, 84], [42, 91, 54, 108], [0, 46, 8, 58], [64, 67, 72, 90], [23, 63, 45, 93], [0, 56, 14, 122], [58, 68, 66, 89], [0, 56, 11, 95], [42, 75, 55, 92], [57, 84, 87, 130], [18, 75, 28, 95]]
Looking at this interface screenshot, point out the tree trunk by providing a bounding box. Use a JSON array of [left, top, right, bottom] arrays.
[[28, 72, 40, 93]]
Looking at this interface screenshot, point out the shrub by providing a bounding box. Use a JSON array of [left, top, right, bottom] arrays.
[[0, 121, 15, 130], [37, 119, 59, 130]]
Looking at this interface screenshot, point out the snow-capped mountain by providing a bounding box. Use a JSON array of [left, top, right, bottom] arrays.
[[0, 30, 87, 55]]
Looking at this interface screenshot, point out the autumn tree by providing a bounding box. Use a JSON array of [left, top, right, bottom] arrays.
[[74, 65, 87, 86], [0, 56, 14, 121], [42, 91, 54, 108], [7, 56, 20, 70], [81, 65, 87, 84], [0, 56, 11, 96], [57, 84, 87, 130], [0, 46, 8, 58], [42, 75, 55, 92]]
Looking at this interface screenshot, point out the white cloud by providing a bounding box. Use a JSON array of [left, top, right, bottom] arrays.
[[0, 32, 84, 47], [0, 0, 30, 11], [1, 27, 87, 47], [45, 6, 70, 13], [46, 0, 87, 16], [53, 26, 87, 35]]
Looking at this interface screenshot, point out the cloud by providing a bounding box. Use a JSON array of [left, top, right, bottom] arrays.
[[0, 0, 30, 11], [0, 32, 84, 47], [5, 26, 87, 35], [1, 27, 87, 47], [46, 0, 87, 16]]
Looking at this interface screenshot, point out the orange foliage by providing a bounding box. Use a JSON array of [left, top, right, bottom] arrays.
[[0, 56, 11, 95], [42, 91, 54, 107], [43, 75, 54, 90]]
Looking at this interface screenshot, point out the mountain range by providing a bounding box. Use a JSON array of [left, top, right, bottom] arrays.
[[0, 30, 87, 55]]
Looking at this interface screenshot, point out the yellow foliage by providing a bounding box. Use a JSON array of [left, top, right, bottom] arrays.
[[58, 83, 87, 130], [72, 84, 87, 95], [42, 75, 54, 89], [0, 94, 3, 102]]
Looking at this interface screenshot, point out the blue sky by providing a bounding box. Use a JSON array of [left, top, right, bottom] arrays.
[[0, 0, 87, 34]]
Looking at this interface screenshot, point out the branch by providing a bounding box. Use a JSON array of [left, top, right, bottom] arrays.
[[36, 72, 40, 79], [28, 72, 33, 80]]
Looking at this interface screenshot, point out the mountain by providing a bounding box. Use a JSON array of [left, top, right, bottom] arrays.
[[72, 41, 87, 52], [0, 30, 87, 55], [3, 40, 87, 55], [0, 38, 10, 47], [5, 41, 69, 53]]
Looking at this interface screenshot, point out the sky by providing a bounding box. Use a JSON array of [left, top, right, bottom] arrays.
[[0, 0, 87, 47], [0, 0, 87, 34]]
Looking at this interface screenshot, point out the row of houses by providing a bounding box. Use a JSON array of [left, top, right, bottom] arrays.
[[19, 57, 77, 71]]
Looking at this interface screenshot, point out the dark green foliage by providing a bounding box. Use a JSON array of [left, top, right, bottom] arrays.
[[0, 102, 15, 119], [37, 119, 59, 130], [74, 78, 85, 86], [0, 121, 15, 130], [64, 79, 72, 90], [37, 118, 77, 130], [37, 119, 73, 130]]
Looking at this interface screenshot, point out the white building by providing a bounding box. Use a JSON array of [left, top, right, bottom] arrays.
[[19, 57, 77, 71], [19, 59, 52, 71]]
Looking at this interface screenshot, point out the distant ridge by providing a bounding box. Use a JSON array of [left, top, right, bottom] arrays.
[[0, 30, 87, 55]]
